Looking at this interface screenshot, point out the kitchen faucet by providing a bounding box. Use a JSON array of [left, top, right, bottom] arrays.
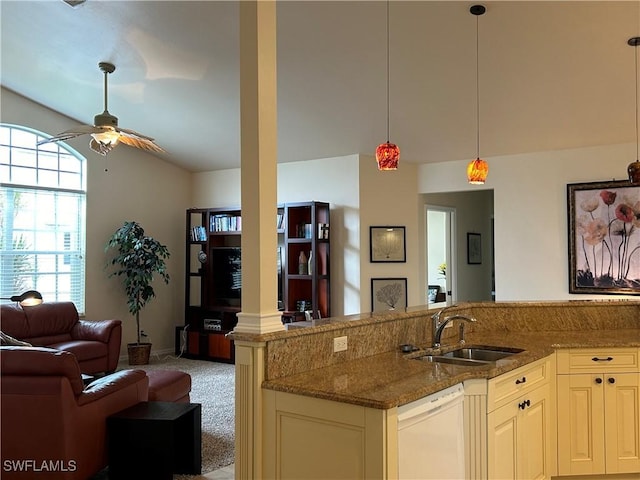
[[431, 307, 477, 348]]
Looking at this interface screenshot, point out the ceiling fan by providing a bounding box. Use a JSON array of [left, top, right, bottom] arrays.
[[37, 62, 165, 156]]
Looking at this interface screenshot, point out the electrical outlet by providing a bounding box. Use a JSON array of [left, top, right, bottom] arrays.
[[333, 336, 348, 352]]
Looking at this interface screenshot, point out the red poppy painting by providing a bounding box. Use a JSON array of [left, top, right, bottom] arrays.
[[568, 180, 640, 295]]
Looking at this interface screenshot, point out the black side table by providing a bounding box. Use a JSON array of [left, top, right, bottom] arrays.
[[107, 401, 201, 480]]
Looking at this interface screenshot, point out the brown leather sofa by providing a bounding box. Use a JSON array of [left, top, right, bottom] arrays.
[[0, 302, 121, 375], [0, 346, 149, 480]]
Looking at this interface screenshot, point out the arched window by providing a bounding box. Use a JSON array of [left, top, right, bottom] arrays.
[[0, 124, 86, 313]]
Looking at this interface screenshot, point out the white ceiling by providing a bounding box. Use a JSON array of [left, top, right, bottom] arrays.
[[2, 1, 639, 173]]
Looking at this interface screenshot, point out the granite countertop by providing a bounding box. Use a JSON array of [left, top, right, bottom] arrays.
[[261, 328, 640, 410]]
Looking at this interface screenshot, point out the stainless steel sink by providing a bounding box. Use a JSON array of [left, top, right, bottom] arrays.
[[441, 346, 524, 362], [413, 345, 524, 366], [416, 355, 492, 367]]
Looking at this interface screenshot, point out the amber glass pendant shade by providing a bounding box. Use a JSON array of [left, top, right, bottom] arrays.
[[376, 142, 400, 170], [628, 159, 640, 184], [467, 157, 488, 184]]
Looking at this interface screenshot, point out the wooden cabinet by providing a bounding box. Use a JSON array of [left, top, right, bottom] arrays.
[[486, 356, 553, 480], [262, 389, 391, 479], [184, 207, 248, 363], [283, 201, 330, 319], [556, 348, 640, 475], [184, 203, 330, 360]]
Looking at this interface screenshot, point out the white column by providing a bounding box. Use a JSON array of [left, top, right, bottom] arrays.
[[237, 0, 283, 335], [236, 2, 284, 479]]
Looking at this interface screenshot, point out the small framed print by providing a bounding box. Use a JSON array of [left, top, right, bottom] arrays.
[[371, 277, 407, 312], [370, 226, 406, 263], [467, 233, 482, 265]]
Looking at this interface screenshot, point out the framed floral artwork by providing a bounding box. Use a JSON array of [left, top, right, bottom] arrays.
[[371, 277, 407, 312], [567, 180, 640, 295]]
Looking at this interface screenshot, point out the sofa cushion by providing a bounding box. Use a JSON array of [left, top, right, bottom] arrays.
[[50, 340, 108, 362], [0, 303, 29, 338], [0, 346, 85, 395], [23, 302, 79, 339], [0, 331, 32, 346]]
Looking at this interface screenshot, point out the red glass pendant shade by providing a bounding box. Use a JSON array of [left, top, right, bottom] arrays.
[[376, 142, 400, 170], [629, 159, 640, 184], [467, 157, 488, 184]]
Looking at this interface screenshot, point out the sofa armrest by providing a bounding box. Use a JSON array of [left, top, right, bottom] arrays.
[[78, 369, 148, 406], [71, 319, 122, 343]]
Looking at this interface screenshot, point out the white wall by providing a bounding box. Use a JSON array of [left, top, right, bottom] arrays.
[[192, 154, 361, 315], [2, 88, 192, 354], [358, 155, 420, 312], [418, 142, 636, 301]]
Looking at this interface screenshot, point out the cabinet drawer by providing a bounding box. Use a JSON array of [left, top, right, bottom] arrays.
[[557, 348, 639, 374], [488, 356, 550, 411]]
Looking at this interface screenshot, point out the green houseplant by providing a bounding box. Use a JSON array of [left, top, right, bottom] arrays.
[[105, 221, 170, 365]]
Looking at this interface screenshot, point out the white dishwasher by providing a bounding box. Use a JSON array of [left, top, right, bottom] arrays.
[[397, 382, 465, 479]]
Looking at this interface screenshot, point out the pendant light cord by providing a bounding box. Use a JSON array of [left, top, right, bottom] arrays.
[[386, 0, 390, 143], [475, 12, 480, 160], [635, 40, 639, 161]]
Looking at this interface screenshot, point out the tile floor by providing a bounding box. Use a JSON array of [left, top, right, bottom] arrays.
[[203, 463, 234, 479]]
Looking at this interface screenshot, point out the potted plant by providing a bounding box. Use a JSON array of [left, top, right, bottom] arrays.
[[105, 221, 170, 365]]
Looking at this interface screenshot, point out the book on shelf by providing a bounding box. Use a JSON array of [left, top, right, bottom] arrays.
[[190, 226, 206, 241], [210, 214, 242, 232]]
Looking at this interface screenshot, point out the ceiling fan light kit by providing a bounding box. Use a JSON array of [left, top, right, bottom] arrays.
[[37, 62, 164, 157]]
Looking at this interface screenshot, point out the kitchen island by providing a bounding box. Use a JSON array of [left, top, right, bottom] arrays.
[[231, 301, 640, 479]]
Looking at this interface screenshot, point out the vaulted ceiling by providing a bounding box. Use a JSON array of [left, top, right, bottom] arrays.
[[2, 1, 638, 172]]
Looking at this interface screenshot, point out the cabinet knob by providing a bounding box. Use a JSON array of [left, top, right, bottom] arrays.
[[518, 399, 531, 410], [608, 377, 616, 384], [592, 356, 613, 362], [595, 377, 603, 384], [515, 376, 527, 385]]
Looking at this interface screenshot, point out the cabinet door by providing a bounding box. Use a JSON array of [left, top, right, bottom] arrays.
[[519, 384, 551, 480], [488, 401, 518, 479], [208, 332, 233, 362], [488, 384, 550, 480], [557, 373, 606, 475], [604, 372, 640, 474]]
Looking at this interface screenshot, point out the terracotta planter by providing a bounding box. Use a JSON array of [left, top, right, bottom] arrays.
[[127, 342, 152, 365]]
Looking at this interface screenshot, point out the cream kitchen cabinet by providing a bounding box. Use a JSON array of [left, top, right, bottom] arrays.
[[488, 382, 551, 479], [486, 356, 553, 480], [556, 348, 640, 476], [262, 389, 395, 479]]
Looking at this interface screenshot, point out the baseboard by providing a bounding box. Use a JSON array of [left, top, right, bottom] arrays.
[[118, 346, 176, 365]]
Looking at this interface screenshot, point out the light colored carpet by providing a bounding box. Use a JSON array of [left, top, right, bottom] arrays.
[[132, 354, 236, 478], [92, 354, 236, 479]]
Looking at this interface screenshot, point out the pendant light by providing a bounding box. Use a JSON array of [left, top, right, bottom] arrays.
[[376, 0, 400, 171], [467, 4, 488, 184], [628, 37, 640, 183]]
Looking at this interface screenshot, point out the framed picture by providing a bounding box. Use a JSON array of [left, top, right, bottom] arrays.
[[370, 226, 406, 262], [371, 277, 407, 312], [567, 179, 640, 295], [467, 233, 482, 264]]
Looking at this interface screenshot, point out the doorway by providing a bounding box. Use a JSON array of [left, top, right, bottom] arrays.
[[426, 206, 456, 306]]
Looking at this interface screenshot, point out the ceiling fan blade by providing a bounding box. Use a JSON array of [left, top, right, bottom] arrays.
[[38, 64, 164, 156], [37, 124, 103, 146], [117, 127, 166, 154]]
